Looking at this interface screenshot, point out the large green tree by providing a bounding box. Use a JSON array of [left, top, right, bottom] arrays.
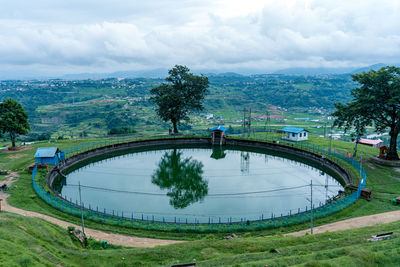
[[332, 66, 400, 160], [150, 65, 209, 133], [0, 98, 30, 148]]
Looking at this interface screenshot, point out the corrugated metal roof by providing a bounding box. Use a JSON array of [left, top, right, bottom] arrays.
[[34, 147, 59, 158], [358, 138, 383, 145], [210, 126, 227, 132], [280, 126, 308, 134]]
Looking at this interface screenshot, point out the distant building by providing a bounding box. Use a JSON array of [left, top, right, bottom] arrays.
[[41, 117, 65, 124], [280, 127, 309, 142], [357, 138, 383, 148], [205, 113, 214, 120]]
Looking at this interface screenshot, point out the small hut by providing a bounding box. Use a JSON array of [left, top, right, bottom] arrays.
[[280, 127, 309, 141], [210, 126, 227, 145], [34, 147, 65, 165], [357, 138, 383, 148]]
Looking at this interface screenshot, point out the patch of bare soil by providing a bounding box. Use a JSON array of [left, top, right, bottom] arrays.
[[6, 153, 28, 159], [285, 209, 400, 236], [19, 225, 28, 231], [1, 146, 34, 154]]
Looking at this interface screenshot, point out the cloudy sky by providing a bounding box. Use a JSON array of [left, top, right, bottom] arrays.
[[1, 0, 400, 77]]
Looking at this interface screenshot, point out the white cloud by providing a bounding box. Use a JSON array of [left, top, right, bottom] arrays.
[[0, 0, 399, 77]]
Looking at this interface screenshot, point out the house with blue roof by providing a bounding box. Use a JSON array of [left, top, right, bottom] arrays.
[[34, 147, 65, 165], [280, 127, 309, 142]]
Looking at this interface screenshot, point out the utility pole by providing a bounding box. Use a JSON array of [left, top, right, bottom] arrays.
[[242, 108, 246, 137], [307, 180, 313, 235], [325, 174, 328, 204], [248, 108, 251, 137], [311, 180, 313, 234], [360, 151, 363, 181], [78, 181, 85, 234], [242, 108, 251, 137], [329, 124, 333, 154]]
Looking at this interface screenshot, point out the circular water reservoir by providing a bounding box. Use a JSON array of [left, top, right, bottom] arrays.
[[56, 145, 343, 223]]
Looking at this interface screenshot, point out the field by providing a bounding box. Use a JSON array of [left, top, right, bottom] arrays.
[[1, 208, 400, 266], [1, 135, 400, 266]]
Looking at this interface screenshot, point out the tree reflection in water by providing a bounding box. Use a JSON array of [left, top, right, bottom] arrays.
[[152, 149, 208, 209], [210, 146, 226, 160]]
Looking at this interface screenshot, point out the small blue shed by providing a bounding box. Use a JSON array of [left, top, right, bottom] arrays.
[[210, 126, 227, 145], [210, 126, 227, 132], [34, 147, 65, 165]]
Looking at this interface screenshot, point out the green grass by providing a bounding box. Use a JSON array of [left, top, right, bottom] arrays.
[[1, 135, 400, 241], [2, 135, 400, 266], [1, 211, 400, 266]]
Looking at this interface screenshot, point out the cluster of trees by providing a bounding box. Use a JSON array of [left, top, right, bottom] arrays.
[[333, 66, 400, 160]]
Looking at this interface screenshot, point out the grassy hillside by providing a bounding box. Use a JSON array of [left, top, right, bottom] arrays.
[[1, 136, 400, 240], [1, 211, 400, 266], [1, 135, 400, 265]]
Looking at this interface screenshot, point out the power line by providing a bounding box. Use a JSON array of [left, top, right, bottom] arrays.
[[66, 183, 310, 197]]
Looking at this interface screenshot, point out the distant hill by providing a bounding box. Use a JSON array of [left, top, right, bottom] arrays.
[[214, 72, 243, 77], [350, 63, 386, 74], [273, 63, 399, 75], [273, 67, 354, 75], [62, 69, 168, 80], [62, 70, 247, 80]]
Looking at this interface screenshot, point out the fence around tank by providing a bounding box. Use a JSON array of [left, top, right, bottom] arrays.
[[32, 135, 367, 232]]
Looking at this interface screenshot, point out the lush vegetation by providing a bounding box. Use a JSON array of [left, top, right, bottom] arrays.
[[1, 136, 400, 239], [1, 133, 400, 265], [150, 65, 209, 133], [0, 98, 30, 147], [333, 66, 400, 160], [1, 208, 400, 266], [0, 73, 357, 141]]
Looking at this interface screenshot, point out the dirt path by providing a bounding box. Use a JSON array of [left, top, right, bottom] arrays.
[[286, 210, 400, 236], [0, 173, 184, 248], [3, 172, 400, 247]]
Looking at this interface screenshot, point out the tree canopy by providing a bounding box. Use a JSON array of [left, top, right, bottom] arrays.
[[0, 98, 30, 147], [150, 65, 209, 133], [332, 66, 400, 160]]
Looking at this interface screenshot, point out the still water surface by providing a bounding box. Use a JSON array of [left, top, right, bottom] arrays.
[[59, 146, 343, 222]]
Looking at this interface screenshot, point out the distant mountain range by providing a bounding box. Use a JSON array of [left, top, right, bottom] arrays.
[[61, 69, 169, 80], [272, 63, 392, 75], [1, 63, 398, 80], [62, 63, 397, 79]]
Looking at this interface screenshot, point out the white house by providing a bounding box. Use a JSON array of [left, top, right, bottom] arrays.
[[280, 127, 309, 141]]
